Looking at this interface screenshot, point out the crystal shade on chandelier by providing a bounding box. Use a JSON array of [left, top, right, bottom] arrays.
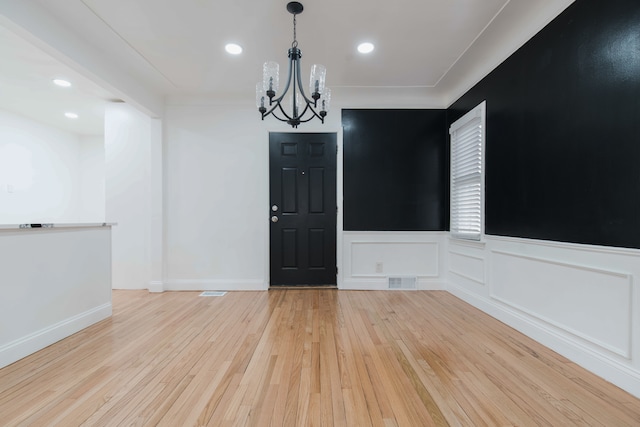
[[256, 2, 330, 128]]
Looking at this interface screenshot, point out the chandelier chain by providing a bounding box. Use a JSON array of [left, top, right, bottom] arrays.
[[292, 13, 298, 48]]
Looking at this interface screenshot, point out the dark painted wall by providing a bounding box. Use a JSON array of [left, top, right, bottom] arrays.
[[342, 109, 447, 231], [449, 0, 640, 249]]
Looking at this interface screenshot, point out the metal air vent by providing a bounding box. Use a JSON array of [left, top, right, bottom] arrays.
[[388, 276, 417, 290]]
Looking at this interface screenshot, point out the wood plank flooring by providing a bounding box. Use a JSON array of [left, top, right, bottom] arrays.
[[1, 289, 639, 426]]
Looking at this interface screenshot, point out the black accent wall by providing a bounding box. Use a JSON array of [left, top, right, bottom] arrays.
[[342, 109, 447, 231], [449, 0, 640, 249], [342, 0, 640, 249]]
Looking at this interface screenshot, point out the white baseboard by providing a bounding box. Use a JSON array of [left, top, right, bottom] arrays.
[[340, 278, 446, 291], [419, 281, 447, 291], [447, 282, 640, 399], [148, 280, 164, 293], [163, 279, 267, 291], [0, 303, 112, 369]]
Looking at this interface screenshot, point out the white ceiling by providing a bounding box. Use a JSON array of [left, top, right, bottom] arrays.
[[0, 0, 575, 136], [0, 24, 114, 136]]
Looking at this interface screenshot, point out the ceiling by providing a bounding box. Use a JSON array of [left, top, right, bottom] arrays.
[[0, 24, 114, 136], [0, 0, 575, 136]]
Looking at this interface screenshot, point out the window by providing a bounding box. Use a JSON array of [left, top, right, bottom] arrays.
[[450, 101, 485, 240]]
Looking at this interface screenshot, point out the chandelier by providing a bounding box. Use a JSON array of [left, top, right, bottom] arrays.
[[256, 2, 330, 128]]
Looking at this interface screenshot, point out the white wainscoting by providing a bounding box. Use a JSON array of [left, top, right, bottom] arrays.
[[446, 234, 640, 399], [447, 239, 487, 296], [341, 231, 446, 290], [490, 250, 632, 359]]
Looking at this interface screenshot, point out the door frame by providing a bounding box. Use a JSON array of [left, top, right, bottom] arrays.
[[264, 130, 342, 288]]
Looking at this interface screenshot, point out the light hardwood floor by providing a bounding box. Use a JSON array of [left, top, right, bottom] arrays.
[[1, 289, 639, 426]]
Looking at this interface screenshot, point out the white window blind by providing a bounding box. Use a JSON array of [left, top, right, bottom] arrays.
[[450, 101, 485, 240]]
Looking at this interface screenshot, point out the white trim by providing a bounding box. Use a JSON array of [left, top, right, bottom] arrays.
[[448, 236, 486, 249], [490, 249, 632, 278], [148, 280, 164, 293], [0, 303, 112, 369], [343, 230, 448, 237], [336, 125, 345, 289], [449, 250, 486, 285], [342, 278, 446, 291], [264, 127, 272, 288], [163, 279, 267, 291], [489, 233, 640, 256], [448, 283, 640, 398]]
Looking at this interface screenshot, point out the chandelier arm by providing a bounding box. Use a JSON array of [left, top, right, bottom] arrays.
[[276, 102, 294, 121], [297, 106, 319, 123], [262, 99, 284, 119], [292, 56, 299, 118], [270, 109, 290, 123], [262, 100, 294, 123], [294, 55, 315, 105], [272, 50, 296, 105], [295, 102, 311, 121], [298, 114, 323, 124], [298, 102, 324, 122]]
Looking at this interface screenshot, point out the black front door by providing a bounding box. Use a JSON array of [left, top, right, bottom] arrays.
[[269, 132, 337, 286]]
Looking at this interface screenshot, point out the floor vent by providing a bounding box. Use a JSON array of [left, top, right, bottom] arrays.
[[388, 276, 417, 290], [200, 291, 227, 297]]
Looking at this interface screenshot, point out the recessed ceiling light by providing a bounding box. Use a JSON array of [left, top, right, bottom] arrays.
[[52, 79, 72, 87], [64, 112, 78, 119], [225, 43, 243, 55], [357, 42, 375, 54]]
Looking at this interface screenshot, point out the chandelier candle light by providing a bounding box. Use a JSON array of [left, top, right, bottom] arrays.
[[256, 1, 331, 128]]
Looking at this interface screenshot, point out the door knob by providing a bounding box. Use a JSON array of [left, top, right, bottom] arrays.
[[271, 216, 279, 223]]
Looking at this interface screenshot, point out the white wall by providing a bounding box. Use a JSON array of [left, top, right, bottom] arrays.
[[162, 101, 348, 291], [446, 235, 640, 398], [105, 102, 161, 290], [79, 135, 105, 222], [163, 103, 340, 290], [0, 109, 104, 223]]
